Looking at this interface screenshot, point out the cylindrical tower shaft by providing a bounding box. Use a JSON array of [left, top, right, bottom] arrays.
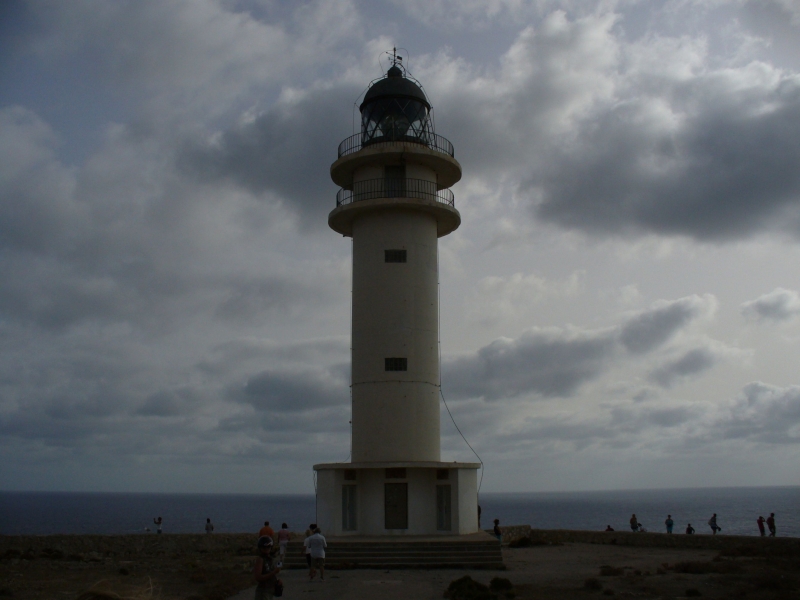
[[350, 209, 441, 462]]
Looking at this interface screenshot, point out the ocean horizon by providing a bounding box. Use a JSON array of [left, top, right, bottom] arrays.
[[1, 485, 797, 538]]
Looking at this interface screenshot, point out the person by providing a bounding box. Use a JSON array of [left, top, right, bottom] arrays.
[[304, 527, 327, 582], [478, 504, 482, 528], [253, 535, 281, 600], [686, 523, 695, 534], [493, 519, 502, 543], [277, 523, 291, 559], [637, 523, 647, 532], [757, 515, 766, 537], [259, 521, 275, 539], [302, 523, 316, 569], [708, 513, 721, 535], [153, 516, 163, 534], [665, 514, 674, 534], [629, 514, 638, 532], [605, 525, 614, 532], [205, 518, 214, 534], [767, 513, 776, 537]]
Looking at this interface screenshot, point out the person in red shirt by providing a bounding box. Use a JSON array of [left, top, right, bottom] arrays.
[[259, 521, 275, 539]]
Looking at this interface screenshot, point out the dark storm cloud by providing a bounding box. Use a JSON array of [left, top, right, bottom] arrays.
[[647, 347, 719, 389], [529, 76, 800, 241], [716, 382, 800, 444], [179, 85, 361, 226], [741, 288, 800, 322], [444, 295, 717, 401], [235, 366, 349, 412], [618, 295, 713, 354]]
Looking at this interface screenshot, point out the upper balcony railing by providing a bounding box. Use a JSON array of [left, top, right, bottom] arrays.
[[336, 178, 455, 208], [338, 131, 455, 159]]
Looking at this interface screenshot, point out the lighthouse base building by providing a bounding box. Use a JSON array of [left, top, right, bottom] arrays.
[[313, 59, 482, 538], [314, 462, 480, 536]]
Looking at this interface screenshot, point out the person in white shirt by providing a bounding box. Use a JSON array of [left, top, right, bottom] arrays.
[[303, 528, 327, 582]]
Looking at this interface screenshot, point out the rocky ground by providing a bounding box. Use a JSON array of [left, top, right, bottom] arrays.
[[1, 533, 798, 600]]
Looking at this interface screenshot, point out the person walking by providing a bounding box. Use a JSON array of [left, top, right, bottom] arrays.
[[277, 523, 291, 559], [685, 523, 695, 534], [205, 518, 214, 534], [153, 516, 163, 534], [708, 513, 721, 535], [757, 515, 766, 536], [665, 514, 674, 534], [302, 523, 316, 570], [629, 514, 639, 532], [493, 519, 502, 543], [253, 536, 281, 600], [767, 513, 776, 537], [304, 527, 327, 582]]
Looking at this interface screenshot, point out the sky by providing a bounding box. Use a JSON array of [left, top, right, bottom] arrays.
[[1, 0, 799, 495]]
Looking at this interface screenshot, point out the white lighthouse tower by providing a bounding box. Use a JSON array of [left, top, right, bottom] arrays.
[[314, 54, 480, 536]]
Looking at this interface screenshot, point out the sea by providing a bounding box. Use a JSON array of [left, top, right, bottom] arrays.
[[1, 486, 797, 538]]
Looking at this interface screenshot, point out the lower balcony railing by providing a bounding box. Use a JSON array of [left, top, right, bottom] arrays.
[[336, 178, 455, 207]]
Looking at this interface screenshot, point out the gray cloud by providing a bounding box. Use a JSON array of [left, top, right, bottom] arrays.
[[444, 327, 616, 400], [179, 86, 359, 228], [741, 288, 800, 322], [648, 347, 719, 389], [619, 295, 715, 354], [235, 365, 349, 413], [444, 295, 718, 400], [716, 382, 800, 444], [528, 65, 800, 241]]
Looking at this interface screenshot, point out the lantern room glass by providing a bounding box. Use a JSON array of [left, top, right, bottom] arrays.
[[361, 97, 432, 146]]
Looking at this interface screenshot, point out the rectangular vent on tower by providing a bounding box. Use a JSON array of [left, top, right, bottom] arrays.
[[385, 357, 407, 371], [385, 249, 407, 263], [385, 468, 407, 479]]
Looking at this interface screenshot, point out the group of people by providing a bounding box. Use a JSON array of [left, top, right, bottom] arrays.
[[757, 513, 777, 537], [613, 512, 778, 536], [253, 520, 328, 600]]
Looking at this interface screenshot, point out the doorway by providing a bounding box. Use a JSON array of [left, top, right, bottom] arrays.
[[384, 483, 408, 529], [436, 485, 452, 531]]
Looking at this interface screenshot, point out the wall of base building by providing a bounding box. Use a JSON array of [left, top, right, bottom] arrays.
[[315, 467, 478, 536]]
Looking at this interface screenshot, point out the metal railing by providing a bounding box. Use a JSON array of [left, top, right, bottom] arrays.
[[336, 178, 455, 207], [337, 131, 455, 159]]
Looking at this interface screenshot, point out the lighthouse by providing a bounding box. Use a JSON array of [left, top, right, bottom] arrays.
[[314, 54, 480, 536]]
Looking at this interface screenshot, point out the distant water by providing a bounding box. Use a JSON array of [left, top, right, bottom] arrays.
[[0, 487, 796, 538]]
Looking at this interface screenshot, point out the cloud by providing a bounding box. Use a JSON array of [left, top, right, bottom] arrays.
[[647, 346, 719, 388], [618, 294, 716, 354], [179, 85, 357, 228], [716, 382, 800, 444], [741, 287, 800, 322], [234, 366, 350, 413], [415, 9, 800, 243], [444, 326, 617, 400], [445, 295, 719, 400]]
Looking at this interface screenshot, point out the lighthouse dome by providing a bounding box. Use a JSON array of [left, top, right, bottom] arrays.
[[360, 66, 432, 145]]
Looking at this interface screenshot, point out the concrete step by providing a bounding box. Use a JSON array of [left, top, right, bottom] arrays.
[[279, 537, 504, 570]]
